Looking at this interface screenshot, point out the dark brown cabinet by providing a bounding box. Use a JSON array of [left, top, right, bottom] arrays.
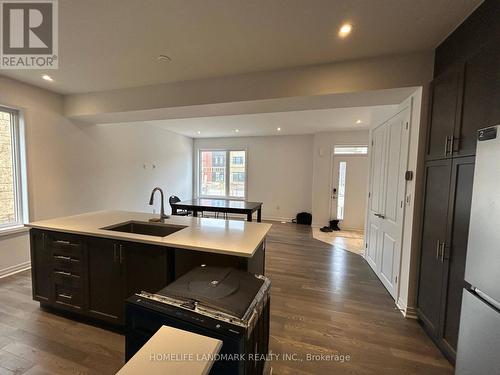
[[30, 230, 173, 326], [440, 157, 475, 354], [417, 160, 452, 335], [458, 42, 500, 157], [425, 66, 464, 161], [417, 157, 475, 361], [418, 1, 499, 363], [87, 238, 124, 323], [30, 230, 52, 302], [123, 242, 171, 299], [30, 229, 260, 327]]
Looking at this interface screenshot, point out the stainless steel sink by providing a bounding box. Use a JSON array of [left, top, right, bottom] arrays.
[[101, 220, 187, 237]]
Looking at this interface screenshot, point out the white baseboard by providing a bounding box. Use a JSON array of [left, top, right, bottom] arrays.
[[395, 299, 418, 319], [404, 306, 418, 319], [0, 261, 31, 279], [261, 215, 292, 223]]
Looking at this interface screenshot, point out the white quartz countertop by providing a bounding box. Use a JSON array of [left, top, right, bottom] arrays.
[[26, 210, 272, 258], [117, 325, 222, 375]]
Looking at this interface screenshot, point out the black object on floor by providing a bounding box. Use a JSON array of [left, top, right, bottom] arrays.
[[330, 219, 341, 231], [293, 212, 312, 225], [320, 226, 333, 232], [125, 266, 271, 375]]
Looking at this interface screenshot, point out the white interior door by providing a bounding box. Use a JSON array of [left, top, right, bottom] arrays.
[[366, 106, 411, 299], [331, 156, 368, 230]]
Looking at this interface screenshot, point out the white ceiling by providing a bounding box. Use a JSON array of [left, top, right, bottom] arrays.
[[121, 105, 399, 138], [0, 0, 481, 94]]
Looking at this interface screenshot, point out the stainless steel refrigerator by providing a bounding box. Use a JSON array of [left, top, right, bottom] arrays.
[[456, 125, 500, 374]]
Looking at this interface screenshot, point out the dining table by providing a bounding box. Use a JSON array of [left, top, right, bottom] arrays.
[[171, 198, 263, 222]]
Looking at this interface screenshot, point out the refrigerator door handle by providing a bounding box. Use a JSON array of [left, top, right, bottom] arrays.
[[475, 288, 500, 311]]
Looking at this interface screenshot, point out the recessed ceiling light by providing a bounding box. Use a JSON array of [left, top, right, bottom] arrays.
[[41, 74, 53, 82], [157, 54, 172, 62], [356, 119, 362, 124], [234, 129, 240, 133], [197, 131, 201, 135], [339, 23, 353, 38], [277, 127, 281, 131]]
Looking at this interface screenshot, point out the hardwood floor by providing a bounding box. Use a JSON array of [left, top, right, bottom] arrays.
[[0, 222, 453, 374]]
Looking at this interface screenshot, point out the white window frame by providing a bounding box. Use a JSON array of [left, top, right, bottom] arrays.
[[197, 148, 248, 200], [333, 145, 369, 155], [0, 106, 25, 231]]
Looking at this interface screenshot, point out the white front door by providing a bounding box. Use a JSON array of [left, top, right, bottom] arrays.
[[366, 105, 411, 299], [331, 156, 368, 230]]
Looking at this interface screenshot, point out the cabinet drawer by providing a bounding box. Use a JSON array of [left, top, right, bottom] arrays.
[[53, 255, 82, 275], [53, 269, 82, 288], [54, 284, 83, 310], [49, 234, 84, 259]]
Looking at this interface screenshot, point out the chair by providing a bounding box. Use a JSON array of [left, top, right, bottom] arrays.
[[169, 196, 192, 216]]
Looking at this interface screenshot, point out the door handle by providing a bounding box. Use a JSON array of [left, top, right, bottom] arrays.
[[436, 240, 447, 261], [374, 213, 385, 219], [440, 242, 447, 262], [444, 135, 454, 156], [452, 137, 460, 153], [119, 244, 124, 264]]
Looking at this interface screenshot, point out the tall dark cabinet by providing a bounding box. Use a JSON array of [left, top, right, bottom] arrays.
[[417, 0, 500, 364]]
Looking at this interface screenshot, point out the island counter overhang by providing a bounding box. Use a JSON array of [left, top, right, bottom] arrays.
[[26, 210, 272, 257], [26, 210, 271, 326]]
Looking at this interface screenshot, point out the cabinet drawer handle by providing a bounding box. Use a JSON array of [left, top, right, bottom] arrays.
[[58, 293, 72, 300], [54, 255, 72, 261], [54, 270, 79, 278], [54, 240, 79, 247], [54, 240, 71, 245]]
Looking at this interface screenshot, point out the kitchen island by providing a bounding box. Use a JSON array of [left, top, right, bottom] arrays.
[[27, 210, 271, 326]]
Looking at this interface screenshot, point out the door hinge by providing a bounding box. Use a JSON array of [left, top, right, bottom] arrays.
[[371, 140, 374, 146], [405, 122, 409, 130], [365, 243, 368, 249], [395, 275, 398, 284], [368, 192, 371, 198]]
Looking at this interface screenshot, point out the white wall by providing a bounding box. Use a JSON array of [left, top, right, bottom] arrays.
[[0, 76, 89, 277], [77, 123, 193, 213], [194, 135, 313, 221], [0, 76, 193, 277], [311, 130, 370, 227]]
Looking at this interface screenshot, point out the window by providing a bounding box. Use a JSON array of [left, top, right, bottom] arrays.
[[0, 107, 23, 229], [337, 161, 346, 220], [232, 172, 245, 182], [232, 156, 244, 165], [199, 150, 246, 198], [334, 146, 368, 155]]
